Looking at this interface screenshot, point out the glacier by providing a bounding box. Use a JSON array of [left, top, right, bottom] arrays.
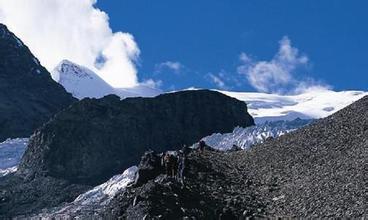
[[218, 89, 368, 123], [203, 118, 313, 151], [0, 138, 28, 177]]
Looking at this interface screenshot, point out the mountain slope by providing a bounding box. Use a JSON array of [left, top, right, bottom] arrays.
[[51, 60, 161, 99], [105, 94, 367, 218], [0, 24, 76, 141]]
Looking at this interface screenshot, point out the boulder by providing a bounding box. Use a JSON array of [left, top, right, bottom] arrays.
[[134, 151, 163, 186]]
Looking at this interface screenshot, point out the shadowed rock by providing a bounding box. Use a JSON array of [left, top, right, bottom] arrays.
[[0, 24, 76, 141], [18, 90, 254, 185]]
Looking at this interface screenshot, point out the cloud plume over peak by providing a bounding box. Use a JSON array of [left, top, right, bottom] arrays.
[[238, 36, 328, 94], [0, 0, 139, 88]]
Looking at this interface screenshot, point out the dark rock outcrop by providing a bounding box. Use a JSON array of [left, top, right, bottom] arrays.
[[106, 149, 265, 219], [0, 174, 90, 218], [134, 150, 163, 186], [18, 90, 254, 185], [0, 23, 76, 141], [103, 95, 368, 219]]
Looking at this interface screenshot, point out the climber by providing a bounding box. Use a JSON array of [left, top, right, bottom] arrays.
[[177, 151, 186, 184], [182, 144, 191, 155], [163, 152, 178, 177], [199, 140, 206, 153]]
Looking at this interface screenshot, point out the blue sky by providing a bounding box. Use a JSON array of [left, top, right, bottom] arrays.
[[96, 0, 368, 92]]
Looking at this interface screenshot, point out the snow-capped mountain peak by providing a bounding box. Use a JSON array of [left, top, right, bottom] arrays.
[[52, 59, 93, 81], [51, 60, 115, 99], [51, 60, 162, 99]]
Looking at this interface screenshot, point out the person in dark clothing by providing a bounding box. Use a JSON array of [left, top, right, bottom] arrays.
[[199, 140, 206, 153], [177, 151, 186, 184], [163, 153, 178, 177], [182, 144, 191, 155]]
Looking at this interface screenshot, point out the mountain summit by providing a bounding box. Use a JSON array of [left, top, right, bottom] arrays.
[[51, 60, 161, 99], [0, 24, 75, 141]]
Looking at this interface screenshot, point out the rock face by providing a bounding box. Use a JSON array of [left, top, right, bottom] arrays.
[[18, 90, 254, 185], [0, 24, 76, 141], [0, 174, 90, 218], [103, 95, 368, 219]]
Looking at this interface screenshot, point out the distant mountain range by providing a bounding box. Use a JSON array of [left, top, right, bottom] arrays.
[[49, 60, 368, 124]]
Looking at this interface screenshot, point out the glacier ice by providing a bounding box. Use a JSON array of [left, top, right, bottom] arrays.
[[203, 119, 313, 151], [0, 138, 28, 177]]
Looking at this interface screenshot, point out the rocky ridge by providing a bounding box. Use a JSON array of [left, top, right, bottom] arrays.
[[0, 23, 76, 141], [17, 90, 254, 185]]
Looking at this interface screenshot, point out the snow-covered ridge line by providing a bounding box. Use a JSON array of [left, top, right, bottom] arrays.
[[217, 89, 367, 123], [203, 118, 313, 151]]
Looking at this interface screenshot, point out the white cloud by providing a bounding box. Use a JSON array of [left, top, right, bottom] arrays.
[[141, 79, 163, 89], [155, 61, 183, 74], [0, 0, 139, 88], [207, 72, 227, 89], [237, 36, 327, 94]]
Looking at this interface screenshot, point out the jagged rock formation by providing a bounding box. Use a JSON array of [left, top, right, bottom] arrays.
[[0, 24, 76, 141], [102, 95, 367, 218], [18, 90, 254, 185]]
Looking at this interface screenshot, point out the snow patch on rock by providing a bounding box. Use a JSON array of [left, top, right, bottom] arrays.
[[36, 166, 138, 217], [0, 166, 17, 177], [73, 166, 138, 206]]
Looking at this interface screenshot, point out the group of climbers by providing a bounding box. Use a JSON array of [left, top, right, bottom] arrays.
[[161, 140, 209, 184], [161, 148, 187, 183]]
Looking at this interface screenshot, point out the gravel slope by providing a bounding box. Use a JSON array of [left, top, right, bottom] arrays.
[[106, 95, 367, 219]]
